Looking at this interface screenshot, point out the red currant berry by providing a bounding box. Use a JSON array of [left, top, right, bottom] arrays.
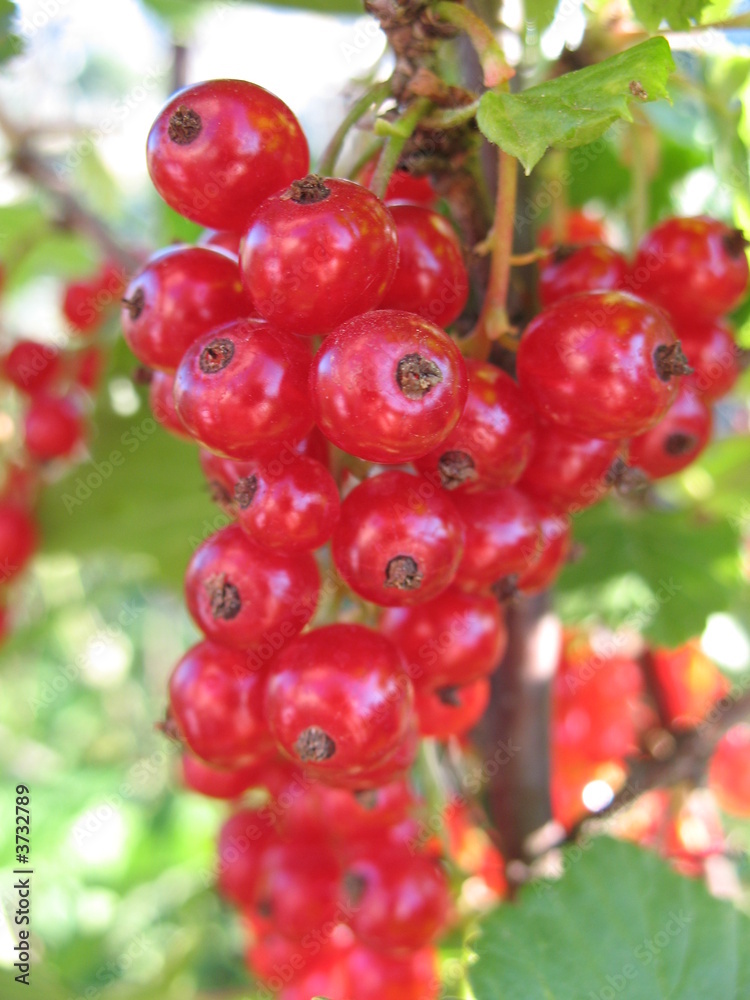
[[198, 228, 242, 257], [217, 809, 278, 905], [241, 175, 398, 335], [74, 346, 104, 394], [539, 244, 628, 307], [184, 523, 319, 650], [121, 245, 251, 373], [415, 677, 490, 739], [168, 640, 274, 767], [516, 500, 571, 594], [264, 623, 413, 781], [538, 210, 607, 247], [174, 319, 314, 459], [517, 291, 686, 439], [517, 419, 621, 512], [254, 837, 343, 939], [149, 370, 191, 441], [311, 310, 468, 464], [628, 382, 712, 480], [381, 204, 468, 327], [709, 724, 750, 817], [632, 216, 749, 322], [380, 587, 507, 689], [344, 846, 450, 951], [181, 753, 289, 800], [651, 640, 730, 729], [451, 487, 541, 591], [4, 340, 61, 395], [147, 79, 309, 231], [332, 723, 419, 791], [358, 158, 437, 206], [0, 502, 37, 582], [332, 470, 465, 606], [676, 318, 740, 402], [414, 359, 534, 491], [345, 944, 439, 1000], [24, 394, 83, 460], [232, 456, 340, 552]]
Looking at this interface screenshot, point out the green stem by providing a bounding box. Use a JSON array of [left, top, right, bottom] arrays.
[[629, 123, 649, 250], [370, 97, 431, 200], [318, 79, 392, 176], [464, 147, 518, 359], [420, 98, 480, 130], [433, 1, 511, 87]]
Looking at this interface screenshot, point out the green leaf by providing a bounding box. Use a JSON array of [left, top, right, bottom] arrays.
[[524, 0, 559, 32], [629, 0, 709, 31], [0, 0, 23, 64], [469, 836, 750, 1000], [477, 37, 675, 173], [555, 500, 740, 646]]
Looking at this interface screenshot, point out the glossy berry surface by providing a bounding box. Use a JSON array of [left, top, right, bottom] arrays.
[[241, 175, 398, 335], [633, 216, 749, 322], [264, 624, 413, 781], [4, 340, 61, 395], [184, 524, 319, 650], [709, 724, 750, 817], [452, 487, 541, 590], [253, 838, 343, 939], [24, 394, 83, 460], [332, 471, 465, 607], [414, 359, 534, 491], [198, 228, 243, 256], [516, 501, 571, 594], [168, 640, 274, 767], [628, 382, 712, 480], [311, 310, 468, 464], [232, 455, 340, 552], [149, 370, 191, 441], [121, 245, 251, 373], [517, 291, 683, 439], [174, 319, 314, 459], [344, 847, 450, 951], [676, 318, 740, 402], [517, 420, 621, 512], [415, 678, 490, 738], [381, 204, 468, 327], [147, 79, 309, 231], [379, 587, 507, 689], [358, 158, 437, 206], [539, 244, 628, 308], [181, 753, 282, 800], [345, 945, 439, 1000], [217, 809, 278, 906], [0, 502, 37, 582]]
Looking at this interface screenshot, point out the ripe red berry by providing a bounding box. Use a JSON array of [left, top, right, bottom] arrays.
[[253, 838, 343, 939], [24, 394, 83, 460], [147, 79, 309, 231], [232, 456, 340, 552], [311, 310, 468, 464], [628, 382, 712, 480], [332, 471, 465, 606], [4, 340, 61, 394], [240, 175, 398, 335], [344, 846, 450, 951], [73, 346, 104, 394], [451, 487, 541, 591], [538, 244, 628, 307], [516, 500, 572, 594], [676, 318, 740, 402], [414, 677, 490, 739], [632, 216, 749, 322], [538, 210, 607, 247], [345, 944, 439, 1000], [264, 624, 413, 782], [174, 319, 314, 458], [121, 246, 251, 373], [184, 523, 319, 650], [517, 291, 685, 439], [381, 204, 468, 327], [64, 260, 126, 334], [149, 370, 191, 441], [168, 640, 275, 767], [198, 228, 242, 257], [414, 359, 534, 491], [650, 640, 730, 729], [217, 809, 278, 906], [0, 502, 37, 583], [181, 753, 287, 800], [358, 158, 437, 206], [709, 724, 750, 817], [517, 420, 621, 512], [379, 587, 507, 689]]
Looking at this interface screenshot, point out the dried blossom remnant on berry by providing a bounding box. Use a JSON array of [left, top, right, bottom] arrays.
[[385, 554, 423, 590], [723, 228, 750, 258], [206, 574, 241, 620], [234, 475, 258, 509], [343, 871, 368, 907], [490, 575, 519, 605], [294, 726, 336, 762], [438, 450, 477, 489], [200, 338, 235, 374], [122, 287, 145, 321], [282, 174, 331, 205], [437, 685, 461, 707], [396, 353, 443, 399], [208, 479, 232, 508], [665, 432, 698, 457], [157, 710, 182, 743], [654, 341, 692, 382], [168, 105, 202, 145]]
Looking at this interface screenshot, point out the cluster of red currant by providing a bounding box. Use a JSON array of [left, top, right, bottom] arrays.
[[0, 259, 121, 643], [122, 74, 749, 997]]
